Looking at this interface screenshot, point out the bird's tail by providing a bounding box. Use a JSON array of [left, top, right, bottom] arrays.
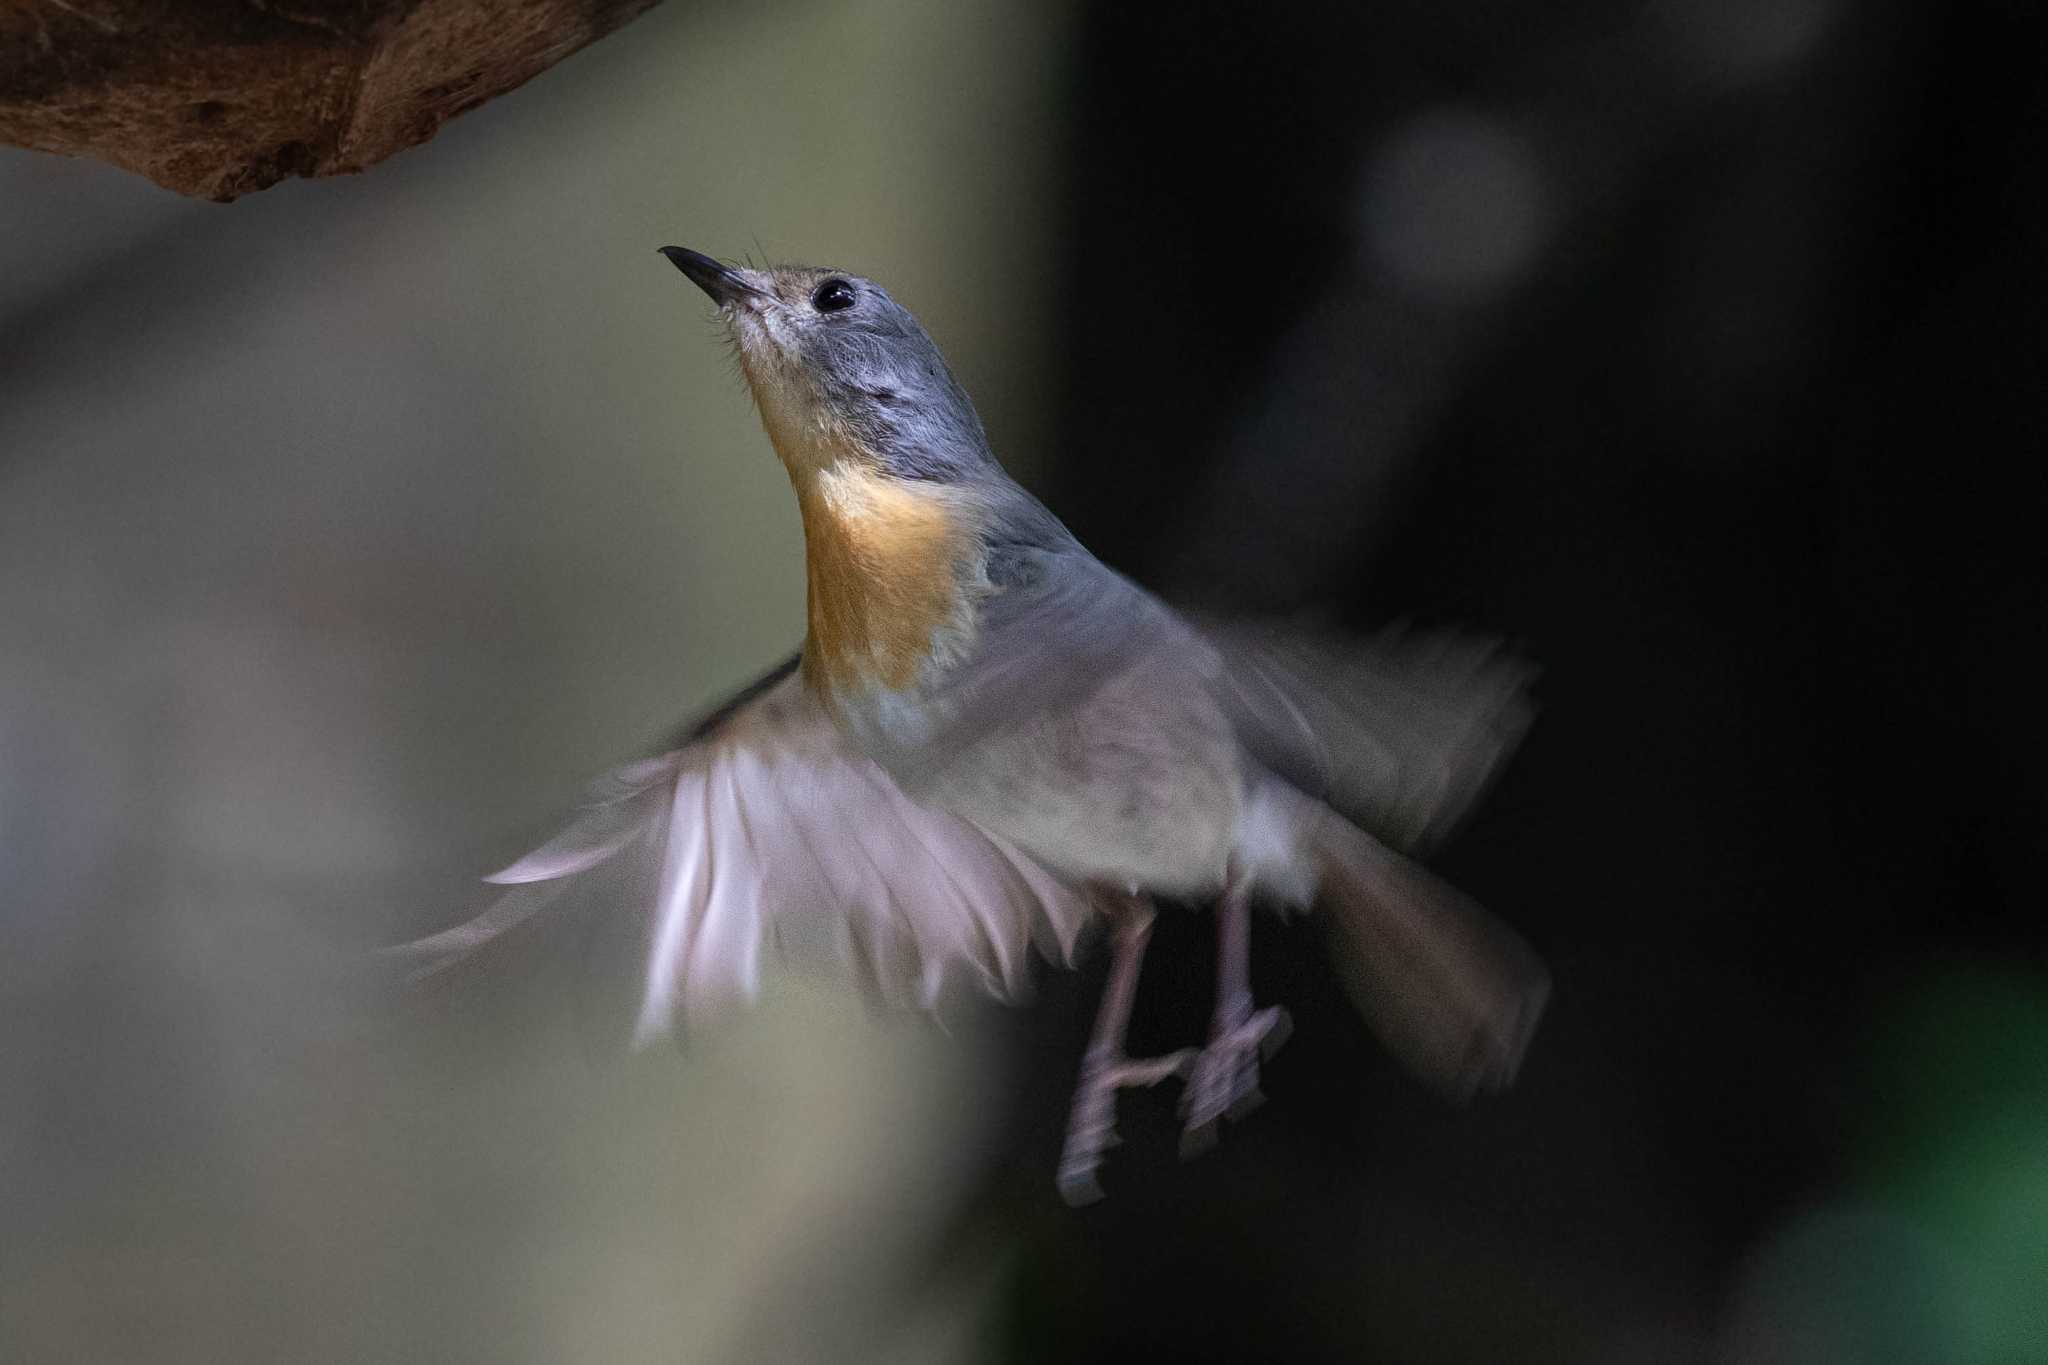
[[1305, 804, 1549, 1101]]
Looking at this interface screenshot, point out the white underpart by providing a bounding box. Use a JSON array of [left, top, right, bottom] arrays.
[[1232, 777, 1321, 910]]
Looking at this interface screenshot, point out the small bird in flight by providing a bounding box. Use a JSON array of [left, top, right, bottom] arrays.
[[397, 247, 1549, 1202]]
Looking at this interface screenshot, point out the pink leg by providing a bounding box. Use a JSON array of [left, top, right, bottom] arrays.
[[1181, 868, 1291, 1153], [1058, 896, 1195, 1205]]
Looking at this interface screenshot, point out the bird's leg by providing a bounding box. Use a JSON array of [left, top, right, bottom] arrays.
[[1057, 895, 1195, 1205], [1181, 865, 1291, 1154]]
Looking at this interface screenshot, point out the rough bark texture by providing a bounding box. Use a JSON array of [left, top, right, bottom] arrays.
[[0, 0, 662, 200]]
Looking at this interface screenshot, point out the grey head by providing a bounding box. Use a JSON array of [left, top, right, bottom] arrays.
[[659, 246, 997, 485]]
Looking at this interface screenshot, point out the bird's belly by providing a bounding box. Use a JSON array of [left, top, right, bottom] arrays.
[[911, 667, 1243, 898]]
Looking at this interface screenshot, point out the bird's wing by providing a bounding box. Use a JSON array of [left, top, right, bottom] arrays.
[[920, 527, 1533, 861], [1205, 621, 1536, 855], [872, 526, 1532, 858], [389, 659, 1098, 1039]]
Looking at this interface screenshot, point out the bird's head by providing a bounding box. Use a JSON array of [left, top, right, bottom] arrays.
[[659, 247, 994, 485]]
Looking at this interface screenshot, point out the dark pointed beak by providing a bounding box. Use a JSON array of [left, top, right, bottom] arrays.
[[658, 246, 762, 307]]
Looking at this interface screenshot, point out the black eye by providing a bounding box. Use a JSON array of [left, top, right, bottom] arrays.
[[812, 278, 856, 313]]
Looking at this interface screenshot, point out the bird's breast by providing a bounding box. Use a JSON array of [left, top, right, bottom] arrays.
[[796, 461, 980, 698]]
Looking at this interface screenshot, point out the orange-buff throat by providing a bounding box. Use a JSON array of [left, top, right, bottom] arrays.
[[794, 463, 974, 696]]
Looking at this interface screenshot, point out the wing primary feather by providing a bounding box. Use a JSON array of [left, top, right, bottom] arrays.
[[886, 793, 1009, 998], [485, 758, 678, 884], [632, 765, 707, 1048], [675, 759, 720, 1019], [383, 880, 571, 981], [680, 748, 768, 1024], [833, 781, 923, 1007]]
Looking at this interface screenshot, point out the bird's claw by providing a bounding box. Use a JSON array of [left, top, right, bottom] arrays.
[[1180, 1003, 1290, 1156], [1057, 1045, 1197, 1205]]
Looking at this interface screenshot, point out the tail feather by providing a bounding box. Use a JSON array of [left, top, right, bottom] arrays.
[[1308, 806, 1549, 1101]]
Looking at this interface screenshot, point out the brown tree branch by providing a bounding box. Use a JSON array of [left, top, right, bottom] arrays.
[[0, 0, 663, 200]]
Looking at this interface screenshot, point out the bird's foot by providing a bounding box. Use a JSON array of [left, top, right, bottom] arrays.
[[1057, 1044, 1198, 1205], [1179, 995, 1291, 1156]]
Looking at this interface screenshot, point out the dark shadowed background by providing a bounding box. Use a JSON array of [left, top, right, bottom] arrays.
[[4, 1, 2044, 1362]]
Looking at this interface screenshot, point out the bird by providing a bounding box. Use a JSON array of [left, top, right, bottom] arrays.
[[394, 246, 1551, 1203]]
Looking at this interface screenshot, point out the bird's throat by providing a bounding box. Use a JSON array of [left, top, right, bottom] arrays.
[[794, 461, 974, 697]]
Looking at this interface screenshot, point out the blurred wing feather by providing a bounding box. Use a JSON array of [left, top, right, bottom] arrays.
[[484, 755, 682, 885], [1210, 621, 1536, 854], [393, 663, 1098, 1039]]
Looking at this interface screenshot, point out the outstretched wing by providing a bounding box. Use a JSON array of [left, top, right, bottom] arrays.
[[875, 503, 1531, 864], [1207, 621, 1536, 855], [391, 659, 1099, 1040]]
